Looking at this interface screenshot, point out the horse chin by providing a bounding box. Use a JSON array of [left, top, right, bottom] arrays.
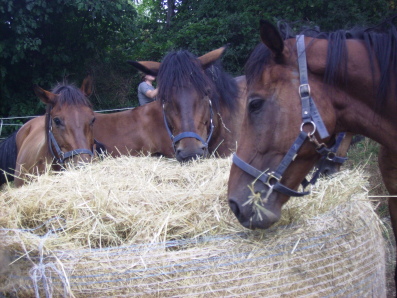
[[245, 210, 280, 230], [65, 155, 93, 169], [176, 149, 207, 163], [229, 197, 281, 230], [316, 159, 341, 177]]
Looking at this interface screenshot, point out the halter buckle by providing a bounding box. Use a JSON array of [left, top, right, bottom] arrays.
[[265, 172, 280, 188], [299, 84, 311, 98]]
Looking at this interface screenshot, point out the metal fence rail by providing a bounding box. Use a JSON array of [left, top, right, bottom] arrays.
[[0, 107, 135, 141]]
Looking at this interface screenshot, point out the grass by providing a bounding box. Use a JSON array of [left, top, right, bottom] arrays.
[[343, 137, 389, 217]]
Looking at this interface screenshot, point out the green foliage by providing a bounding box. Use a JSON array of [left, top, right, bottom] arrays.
[[0, 0, 137, 118], [125, 0, 395, 75], [1, 0, 396, 130]]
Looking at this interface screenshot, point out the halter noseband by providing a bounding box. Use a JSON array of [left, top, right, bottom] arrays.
[[163, 98, 215, 152], [48, 111, 94, 165], [233, 35, 347, 199]]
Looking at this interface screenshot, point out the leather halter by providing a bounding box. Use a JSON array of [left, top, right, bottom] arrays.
[[47, 111, 94, 165], [233, 35, 346, 199], [163, 98, 215, 152]]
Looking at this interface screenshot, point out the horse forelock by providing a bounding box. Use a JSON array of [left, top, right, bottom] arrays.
[[52, 84, 92, 108], [158, 51, 209, 103], [157, 50, 238, 112], [245, 43, 271, 88]]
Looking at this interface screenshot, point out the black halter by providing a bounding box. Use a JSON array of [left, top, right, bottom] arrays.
[[233, 35, 346, 199], [163, 98, 215, 152], [47, 112, 94, 165]]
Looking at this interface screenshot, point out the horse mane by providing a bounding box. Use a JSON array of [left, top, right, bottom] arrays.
[[157, 50, 238, 112], [245, 17, 397, 107], [205, 61, 239, 112], [0, 130, 18, 184]]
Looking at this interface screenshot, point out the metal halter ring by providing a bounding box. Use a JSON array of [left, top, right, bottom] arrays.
[[326, 151, 336, 161], [300, 121, 316, 136]]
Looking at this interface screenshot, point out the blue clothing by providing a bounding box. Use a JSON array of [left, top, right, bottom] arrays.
[[138, 82, 155, 105]]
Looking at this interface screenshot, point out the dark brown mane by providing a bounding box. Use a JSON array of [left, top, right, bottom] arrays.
[[245, 17, 397, 107], [157, 50, 238, 112]]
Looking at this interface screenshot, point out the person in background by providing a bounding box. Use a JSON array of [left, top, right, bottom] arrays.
[[138, 73, 158, 106]]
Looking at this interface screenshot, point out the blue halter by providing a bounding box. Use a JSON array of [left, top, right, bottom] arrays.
[[163, 98, 215, 153]]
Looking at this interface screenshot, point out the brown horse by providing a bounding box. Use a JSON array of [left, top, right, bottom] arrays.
[[227, 18, 397, 284], [129, 47, 353, 171], [0, 76, 96, 187], [128, 47, 247, 162], [92, 100, 174, 157]]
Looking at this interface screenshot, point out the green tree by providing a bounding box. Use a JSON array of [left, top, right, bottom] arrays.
[[1, 0, 396, 123], [0, 0, 137, 117], [126, 0, 395, 76]]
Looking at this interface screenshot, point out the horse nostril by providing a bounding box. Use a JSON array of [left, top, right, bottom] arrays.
[[229, 199, 241, 218]]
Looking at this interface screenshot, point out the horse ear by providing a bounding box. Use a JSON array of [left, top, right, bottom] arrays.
[[127, 60, 159, 76], [80, 74, 94, 97], [33, 85, 58, 105], [259, 20, 284, 57], [198, 46, 226, 69]]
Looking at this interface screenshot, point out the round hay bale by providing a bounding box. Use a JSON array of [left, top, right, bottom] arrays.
[[0, 156, 387, 297]]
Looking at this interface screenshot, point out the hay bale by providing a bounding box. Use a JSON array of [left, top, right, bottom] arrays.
[[0, 156, 386, 297]]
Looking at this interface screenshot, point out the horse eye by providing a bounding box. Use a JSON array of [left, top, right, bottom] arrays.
[[53, 118, 62, 126], [91, 117, 96, 125], [248, 98, 264, 113]]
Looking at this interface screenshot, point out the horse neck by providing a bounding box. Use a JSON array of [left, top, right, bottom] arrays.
[[94, 101, 172, 156], [306, 37, 397, 150], [15, 116, 55, 183]]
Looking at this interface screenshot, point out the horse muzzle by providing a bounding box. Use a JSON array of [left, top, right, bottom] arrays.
[[175, 140, 208, 162], [63, 152, 93, 169]]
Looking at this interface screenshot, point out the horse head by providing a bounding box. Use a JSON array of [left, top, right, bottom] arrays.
[[129, 47, 227, 162], [36, 75, 96, 167], [228, 21, 338, 229]]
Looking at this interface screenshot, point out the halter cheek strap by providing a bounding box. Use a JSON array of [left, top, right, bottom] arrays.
[[297, 35, 329, 140], [233, 35, 347, 199], [163, 98, 215, 152]]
